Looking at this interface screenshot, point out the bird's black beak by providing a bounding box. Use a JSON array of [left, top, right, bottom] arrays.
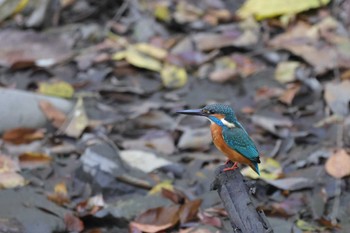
[[176, 109, 206, 116]]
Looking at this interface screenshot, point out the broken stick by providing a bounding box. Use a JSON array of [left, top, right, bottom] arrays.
[[211, 164, 273, 233]]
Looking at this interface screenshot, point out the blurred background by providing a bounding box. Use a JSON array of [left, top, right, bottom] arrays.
[[0, 0, 349, 232]]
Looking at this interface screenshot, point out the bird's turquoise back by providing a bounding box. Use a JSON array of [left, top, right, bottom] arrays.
[[222, 127, 260, 175]]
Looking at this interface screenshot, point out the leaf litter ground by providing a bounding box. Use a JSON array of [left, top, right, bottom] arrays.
[[0, 0, 349, 232]]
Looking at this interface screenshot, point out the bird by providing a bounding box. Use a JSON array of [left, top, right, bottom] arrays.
[[177, 103, 260, 175]]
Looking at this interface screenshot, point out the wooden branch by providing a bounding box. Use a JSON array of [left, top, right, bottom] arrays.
[[211, 164, 273, 233]]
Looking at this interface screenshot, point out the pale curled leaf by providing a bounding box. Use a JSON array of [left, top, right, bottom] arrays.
[[58, 97, 88, 138], [120, 150, 173, 173], [275, 61, 300, 84], [325, 149, 350, 179]]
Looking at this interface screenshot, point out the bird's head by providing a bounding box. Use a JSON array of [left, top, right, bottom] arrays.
[[177, 104, 238, 128]]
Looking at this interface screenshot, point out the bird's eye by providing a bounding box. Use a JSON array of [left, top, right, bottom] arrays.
[[202, 109, 214, 114]]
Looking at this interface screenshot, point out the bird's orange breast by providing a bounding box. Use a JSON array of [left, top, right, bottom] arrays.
[[210, 124, 253, 166]]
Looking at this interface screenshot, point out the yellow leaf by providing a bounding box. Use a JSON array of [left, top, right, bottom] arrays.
[[134, 43, 167, 60], [126, 46, 162, 72], [112, 50, 127, 61], [242, 157, 282, 180], [148, 180, 173, 195], [155, 4, 171, 22], [13, 0, 29, 14], [296, 219, 323, 231], [54, 181, 68, 195], [275, 61, 300, 84], [38, 81, 74, 98], [237, 0, 330, 20], [161, 64, 188, 89]]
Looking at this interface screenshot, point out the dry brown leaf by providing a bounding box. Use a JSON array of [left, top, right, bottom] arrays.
[[64, 213, 84, 232], [269, 22, 337, 74], [325, 149, 350, 179], [19, 152, 52, 169], [179, 199, 202, 224], [131, 205, 180, 233], [47, 181, 70, 205], [39, 100, 67, 128], [279, 83, 301, 105], [0, 29, 72, 68], [2, 128, 45, 145]]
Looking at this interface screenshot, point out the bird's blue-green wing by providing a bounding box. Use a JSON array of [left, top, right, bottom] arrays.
[[222, 127, 260, 163]]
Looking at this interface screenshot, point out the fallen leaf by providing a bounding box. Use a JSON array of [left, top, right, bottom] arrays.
[[177, 128, 212, 150], [134, 43, 167, 60], [325, 149, 350, 179], [255, 86, 284, 102], [58, 97, 88, 138], [120, 150, 173, 173], [154, 3, 171, 22], [231, 54, 265, 78], [275, 62, 300, 84], [161, 64, 188, 89], [251, 115, 292, 138], [161, 188, 186, 204], [179, 199, 202, 224], [269, 22, 337, 74], [198, 211, 222, 228], [0, 0, 29, 23], [265, 193, 305, 217], [76, 194, 105, 216], [39, 100, 67, 128], [0, 29, 72, 68], [125, 46, 162, 72], [242, 157, 282, 180], [237, 0, 330, 20], [38, 80, 74, 99], [148, 180, 174, 195], [122, 130, 176, 155], [19, 152, 52, 169], [324, 81, 350, 116], [296, 219, 323, 232], [2, 128, 45, 145], [0, 172, 26, 189], [194, 18, 259, 51], [209, 69, 237, 83], [64, 213, 84, 232], [278, 83, 301, 105], [135, 110, 175, 130], [47, 181, 70, 205], [131, 205, 180, 233], [265, 177, 314, 191], [0, 155, 26, 189]]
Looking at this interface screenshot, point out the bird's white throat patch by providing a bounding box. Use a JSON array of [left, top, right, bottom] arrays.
[[221, 118, 235, 128]]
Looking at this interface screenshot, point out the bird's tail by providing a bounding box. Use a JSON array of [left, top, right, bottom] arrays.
[[249, 162, 260, 176]]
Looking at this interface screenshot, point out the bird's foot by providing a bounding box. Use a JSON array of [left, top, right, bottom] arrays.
[[224, 159, 231, 165], [223, 162, 239, 172]]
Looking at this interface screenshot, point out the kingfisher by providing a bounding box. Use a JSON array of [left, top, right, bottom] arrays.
[[177, 104, 260, 175]]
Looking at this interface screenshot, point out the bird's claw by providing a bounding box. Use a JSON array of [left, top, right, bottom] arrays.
[[223, 162, 238, 172]]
